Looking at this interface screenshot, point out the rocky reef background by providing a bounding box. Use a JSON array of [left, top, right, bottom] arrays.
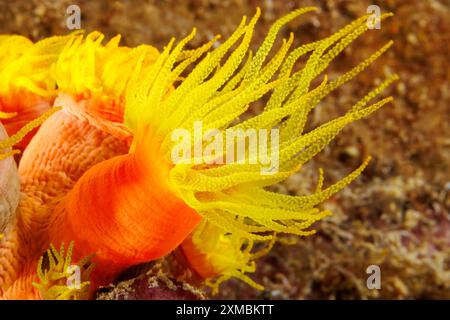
[[0, 0, 448, 299]]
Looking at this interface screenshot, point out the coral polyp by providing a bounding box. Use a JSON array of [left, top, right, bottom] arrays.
[[33, 241, 94, 300], [0, 7, 397, 299]]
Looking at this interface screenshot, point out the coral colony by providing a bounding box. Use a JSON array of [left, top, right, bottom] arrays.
[[0, 7, 397, 299]]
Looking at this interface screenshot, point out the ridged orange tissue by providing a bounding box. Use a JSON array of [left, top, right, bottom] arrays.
[[49, 125, 202, 287]]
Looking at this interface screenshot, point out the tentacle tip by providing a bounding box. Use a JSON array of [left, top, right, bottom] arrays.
[[322, 210, 333, 217], [306, 6, 320, 13], [0, 111, 18, 119]]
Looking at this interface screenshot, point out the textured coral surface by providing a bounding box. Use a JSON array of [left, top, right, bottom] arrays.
[[0, 0, 448, 299]]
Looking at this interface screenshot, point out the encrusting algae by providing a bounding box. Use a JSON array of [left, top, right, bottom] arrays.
[[0, 7, 398, 299]]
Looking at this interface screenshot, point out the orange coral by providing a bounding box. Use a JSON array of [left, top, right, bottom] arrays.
[[48, 124, 201, 288], [0, 34, 77, 151], [0, 8, 397, 299]]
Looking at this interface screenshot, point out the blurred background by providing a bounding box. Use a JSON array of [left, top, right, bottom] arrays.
[[0, 0, 448, 299]]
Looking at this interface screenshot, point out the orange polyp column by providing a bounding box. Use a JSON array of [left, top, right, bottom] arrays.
[[48, 125, 202, 287]]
